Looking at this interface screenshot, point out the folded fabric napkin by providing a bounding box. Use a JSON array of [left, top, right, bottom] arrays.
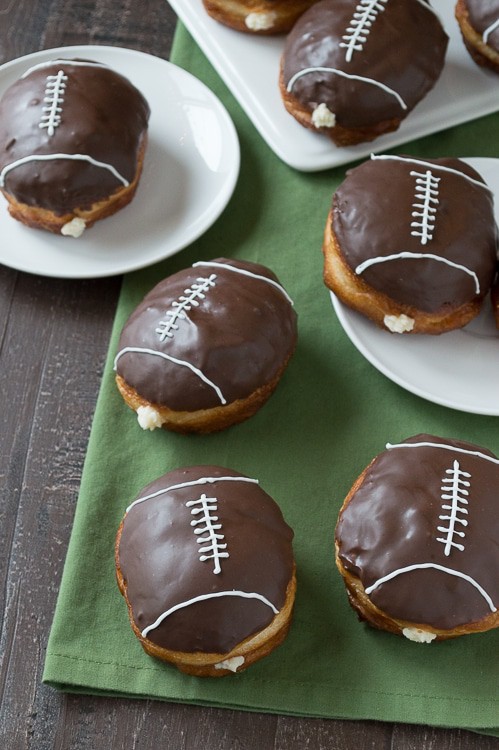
[[43, 23, 499, 735]]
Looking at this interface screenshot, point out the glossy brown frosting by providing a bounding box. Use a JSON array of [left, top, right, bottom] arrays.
[[281, 0, 448, 128], [115, 258, 297, 411], [336, 435, 499, 630], [0, 58, 150, 213], [332, 155, 497, 312], [118, 465, 295, 653], [465, 0, 499, 49]]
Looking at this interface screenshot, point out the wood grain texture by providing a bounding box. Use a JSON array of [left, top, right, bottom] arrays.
[[0, 2, 497, 749]]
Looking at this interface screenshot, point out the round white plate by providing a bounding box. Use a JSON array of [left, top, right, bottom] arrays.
[[0, 45, 240, 278], [331, 157, 499, 416]]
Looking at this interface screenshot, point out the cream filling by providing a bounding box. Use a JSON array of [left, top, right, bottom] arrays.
[[245, 12, 277, 30], [214, 656, 245, 672], [383, 313, 415, 333], [60, 217, 86, 238], [402, 627, 437, 643], [136, 405, 163, 431], [311, 103, 336, 128]]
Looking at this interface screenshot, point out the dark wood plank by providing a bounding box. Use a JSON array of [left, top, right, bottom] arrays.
[[0, 2, 497, 749]]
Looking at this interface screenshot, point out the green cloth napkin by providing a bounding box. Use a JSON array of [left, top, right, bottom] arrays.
[[43, 23, 499, 734]]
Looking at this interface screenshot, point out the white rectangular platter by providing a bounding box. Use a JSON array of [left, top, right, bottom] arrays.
[[167, 0, 499, 171]]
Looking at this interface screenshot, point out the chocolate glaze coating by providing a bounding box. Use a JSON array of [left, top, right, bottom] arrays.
[[336, 435, 499, 630], [115, 258, 297, 411], [332, 155, 497, 312], [0, 59, 150, 213], [465, 0, 499, 49], [118, 466, 295, 653], [281, 0, 448, 128]]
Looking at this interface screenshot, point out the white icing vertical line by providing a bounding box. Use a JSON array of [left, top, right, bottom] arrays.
[[39, 70, 67, 136], [340, 0, 388, 62], [187, 493, 229, 575], [410, 169, 440, 245], [437, 460, 470, 556]]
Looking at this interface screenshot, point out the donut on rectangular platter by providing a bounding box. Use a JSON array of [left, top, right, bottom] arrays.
[[279, 0, 448, 146], [115, 466, 296, 676], [114, 258, 297, 434], [323, 154, 498, 334], [335, 435, 499, 642], [0, 58, 150, 237], [201, 0, 318, 34], [455, 0, 499, 73]]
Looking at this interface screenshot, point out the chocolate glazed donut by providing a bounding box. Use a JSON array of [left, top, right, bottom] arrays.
[[455, 0, 499, 72], [335, 434, 499, 641], [280, 0, 448, 146]]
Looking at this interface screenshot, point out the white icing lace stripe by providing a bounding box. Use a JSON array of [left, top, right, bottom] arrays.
[[141, 590, 279, 638], [355, 252, 480, 294], [40, 70, 67, 136], [192, 261, 294, 305], [437, 460, 469, 556], [371, 154, 492, 192], [340, 0, 387, 63], [0, 153, 129, 188], [126, 475, 259, 514], [364, 563, 496, 613], [483, 19, 499, 44], [187, 493, 229, 575], [156, 274, 217, 342], [386, 441, 499, 466], [286, 67, 407, 111], [21, 59, 109, 78], [114, 346, 226, 405]]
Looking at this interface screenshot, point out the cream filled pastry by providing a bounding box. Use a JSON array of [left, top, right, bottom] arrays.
[[455, 0, 499, 72], [279, 0, 448, 146], [0, 58, 150, 236], [116, 465, 296, 676], [114, 258, 297, 433], [201, 0, 318, 34], [335, 435, 499, 642], [323, 154, 498, 334]]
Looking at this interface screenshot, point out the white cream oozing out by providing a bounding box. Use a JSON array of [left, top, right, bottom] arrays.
[[155, 274, 217, 342], [286, 67, 407, 111], [136, 405, 163, 431], [192, 260, 294, 305], [437, 460, 470, 557], [187, 492, 229, 575], [340, 0, 388, 62], [126, 475, 259, 514], [483, 19, 499, 44], [214, 656, 245, 672], [0, 153, 129, 189], [383, 313, 414, 333], [402, 628, 437, 643], [113, 346, 226, 405], [60, 217, 86, 238], [141, 590, 279, 639], [245, 11, 276, 31], [311, 103, 336, 128]]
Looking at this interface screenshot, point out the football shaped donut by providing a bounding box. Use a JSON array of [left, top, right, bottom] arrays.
[[201, 0, 318, 34], [455, 0, 499, 73], [335, 435, 499, 642], [114, 258, 297, 433], [279, 0, 448, 146], [115, 466, 296, 676], [323, 154, 498, 334], [0, 58, 150, 236]]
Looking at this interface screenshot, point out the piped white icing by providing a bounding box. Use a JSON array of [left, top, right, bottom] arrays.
[[355, 252, 480, 295], [483, 19, 499, 44], [437, 460, 469, 556], [364, 563, 496, 613], [192, 261, 294, 305], [340, 0, 388, 62], [20, 59, 109, 79], [187, 492, 229, 575], [370, 154, 492, 192], [286, 66, 407, 111], [385, 440, 499, 467], [0, 153, 129, 188], [40, 70, 67, 136], [410, 169, 440, 245], [141, 590, 279, 638], [126, 475, 259, 514], [156, 274, 217, 342], [113, 346, 226, 405]]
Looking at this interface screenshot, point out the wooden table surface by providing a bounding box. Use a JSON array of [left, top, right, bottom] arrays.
[[0, 1, 497, 748]]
